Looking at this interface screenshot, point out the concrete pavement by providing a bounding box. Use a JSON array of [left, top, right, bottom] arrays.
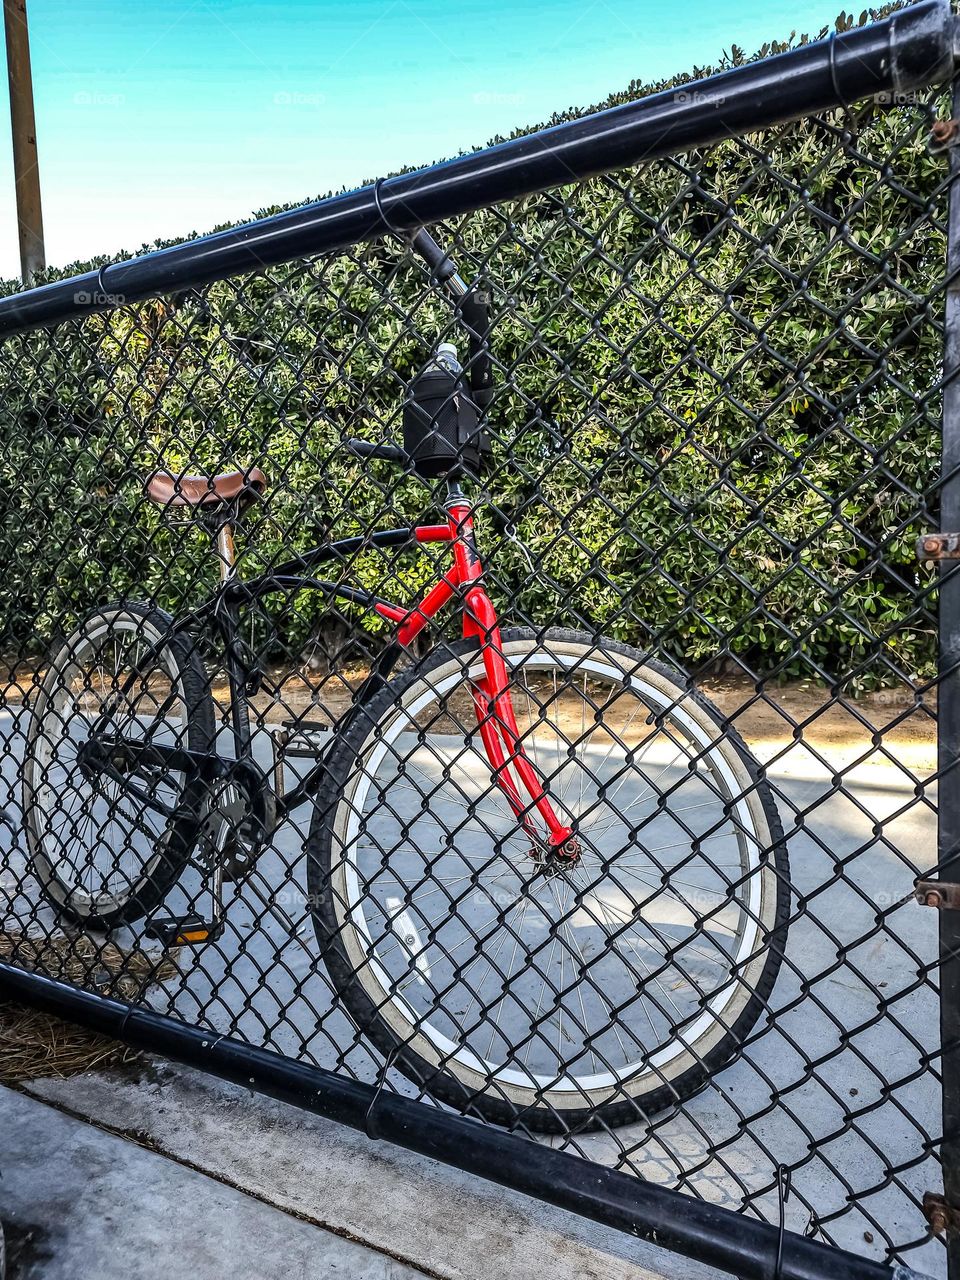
[[22, 1059, 725, 1280], [0, 1081, 431, 1280]]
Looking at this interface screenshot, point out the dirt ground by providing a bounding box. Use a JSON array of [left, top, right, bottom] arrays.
[[703, 675, 936, 773], [4, 657, 936, 778], [240, 663, 937, 775]]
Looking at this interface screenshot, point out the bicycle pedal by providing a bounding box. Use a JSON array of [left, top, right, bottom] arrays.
[[145, 915, 223, 947], [269, 718, 331, 794], [278, 718, 331, 754]]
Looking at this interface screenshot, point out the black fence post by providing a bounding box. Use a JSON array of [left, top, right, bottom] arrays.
[[939, 73, 960, 1280]]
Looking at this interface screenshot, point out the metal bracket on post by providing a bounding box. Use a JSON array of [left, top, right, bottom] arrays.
[[929, 119, 960, 154], [917, 533, 960, 559], [915, 880, 960, 910], [924, 1192, 960, 1237]]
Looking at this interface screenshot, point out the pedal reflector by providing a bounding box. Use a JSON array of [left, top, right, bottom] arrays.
[[178, 925, 213, 944], [146, 916, 222, 947]]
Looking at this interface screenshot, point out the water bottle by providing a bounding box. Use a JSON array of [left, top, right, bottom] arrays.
[[434, 342, 461, 375]]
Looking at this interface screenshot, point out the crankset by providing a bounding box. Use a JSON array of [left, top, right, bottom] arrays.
[[198, 759, 277, 884]]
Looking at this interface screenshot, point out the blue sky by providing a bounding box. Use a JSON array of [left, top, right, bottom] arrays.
[[1, 0, 849, 280]]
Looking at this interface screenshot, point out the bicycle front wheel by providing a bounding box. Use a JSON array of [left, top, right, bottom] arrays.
[[309, 628, 788, 1131]]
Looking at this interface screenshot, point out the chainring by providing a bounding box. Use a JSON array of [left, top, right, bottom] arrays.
[[199, 760, 276, 883]]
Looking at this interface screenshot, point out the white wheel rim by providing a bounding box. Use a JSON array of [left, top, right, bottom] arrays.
[[332, 644, 771, 1099]]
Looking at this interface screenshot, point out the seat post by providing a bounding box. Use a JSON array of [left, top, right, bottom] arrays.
[[216, 521, 236, 582]]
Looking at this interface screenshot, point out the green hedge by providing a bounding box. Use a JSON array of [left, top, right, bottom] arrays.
[[0, 7, 945, 689]]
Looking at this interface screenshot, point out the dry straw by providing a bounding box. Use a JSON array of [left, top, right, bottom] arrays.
[[0, 930, 177, 1083]]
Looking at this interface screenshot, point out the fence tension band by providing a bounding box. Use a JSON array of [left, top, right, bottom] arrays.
[[923, 1192, 960, 1236], [929, 118, 960, 152]]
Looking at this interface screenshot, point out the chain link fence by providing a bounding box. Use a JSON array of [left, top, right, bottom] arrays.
[[0, 5, 957, 1278]]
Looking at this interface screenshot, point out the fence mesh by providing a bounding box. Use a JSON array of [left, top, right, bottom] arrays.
[[0, 77, 951, 1275]]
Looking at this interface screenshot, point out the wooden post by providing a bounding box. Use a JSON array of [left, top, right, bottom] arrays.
[[3, 0, 44, 283]]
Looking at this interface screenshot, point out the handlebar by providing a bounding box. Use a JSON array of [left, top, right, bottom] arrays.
[[410, 228, 464, 295], [408, 227, 493, 412], [344, 438, 408, 465]]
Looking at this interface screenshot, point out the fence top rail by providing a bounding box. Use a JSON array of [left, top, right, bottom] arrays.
[[0, 0, 954, 339]]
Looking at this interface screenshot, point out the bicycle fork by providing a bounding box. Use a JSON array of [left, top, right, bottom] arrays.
[[449, 502, 579, 861]]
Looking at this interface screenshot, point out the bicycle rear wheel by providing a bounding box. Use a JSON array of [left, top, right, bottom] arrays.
[[23, 602, 215, 927], [309, 628, 789, 1131]]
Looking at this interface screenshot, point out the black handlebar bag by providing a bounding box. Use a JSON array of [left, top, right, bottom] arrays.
[[403, 365, 490, 480]]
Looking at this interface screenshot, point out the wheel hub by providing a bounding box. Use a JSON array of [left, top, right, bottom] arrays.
[[530, 829, 582, 871]]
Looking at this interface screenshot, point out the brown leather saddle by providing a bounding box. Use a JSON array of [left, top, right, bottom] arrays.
[[145, 467, 267, 514]]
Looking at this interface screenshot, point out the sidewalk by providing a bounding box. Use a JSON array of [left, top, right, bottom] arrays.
[[0, 1083, 428, 1280], [13, 1058, 722, 1280]]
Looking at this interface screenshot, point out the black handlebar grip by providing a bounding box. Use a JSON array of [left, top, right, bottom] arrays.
[[461, 287, 494, 411], [411, 228, 458, 284], [344, 438, 408, 464]]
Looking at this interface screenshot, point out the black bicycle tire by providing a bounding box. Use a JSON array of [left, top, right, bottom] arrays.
[[308, 627, 790, 1132]]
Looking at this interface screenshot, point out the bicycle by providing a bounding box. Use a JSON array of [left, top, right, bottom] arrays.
[[22, 227, 789, 1132]]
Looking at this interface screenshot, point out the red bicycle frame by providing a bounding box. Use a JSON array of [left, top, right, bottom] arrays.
[[371, 502, 575, 854]]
